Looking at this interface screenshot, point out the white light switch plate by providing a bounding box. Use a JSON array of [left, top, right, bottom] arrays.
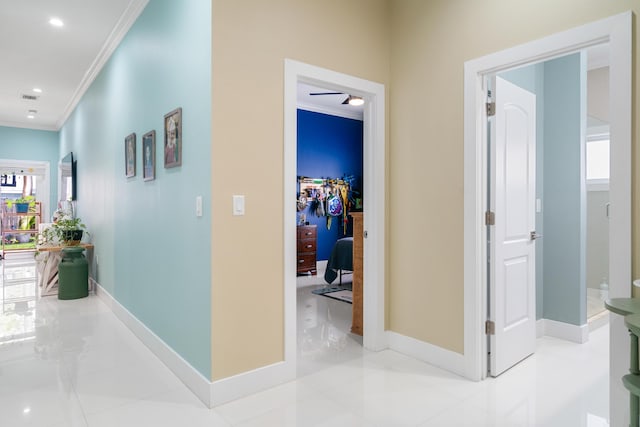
[[233, 195, 245, 216], [196, 196, 203, 217]]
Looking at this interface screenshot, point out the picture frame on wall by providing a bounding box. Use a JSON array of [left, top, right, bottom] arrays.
[[142, 130, 156, 181], [163, 107, 182, 168], [125, 132, 136, 177]]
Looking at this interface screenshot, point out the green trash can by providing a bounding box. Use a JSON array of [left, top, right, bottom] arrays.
[[58, 247, 89, 300]]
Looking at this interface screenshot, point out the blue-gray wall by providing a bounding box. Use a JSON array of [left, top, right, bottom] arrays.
[[499, 53, 586, 326], [542, 53, 585, 326], [0, 126, 59, 213], [59, 0, 212, 377]]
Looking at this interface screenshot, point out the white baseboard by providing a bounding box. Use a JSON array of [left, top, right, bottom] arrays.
[[94, 280, 295, 408], [386, 331, 465, 377], [94, 282, 213, 407], [536, 319, 545, 338], [211, 361, 295, 407], [538, 318, 589, 343]]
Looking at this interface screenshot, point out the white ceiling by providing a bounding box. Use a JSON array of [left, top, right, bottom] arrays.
[[0, 0, 147, 131], [0, 4, 604, 131], [297, 83, 364, 121]]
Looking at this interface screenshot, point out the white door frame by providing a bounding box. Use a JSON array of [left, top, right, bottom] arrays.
[[0, 159, 51, 221], [463, 11, 631, 424], [284, 59, 387, 374]]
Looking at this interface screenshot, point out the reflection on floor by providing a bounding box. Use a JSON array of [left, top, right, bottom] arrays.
[[0, 255, 610, 426], [296, 261, 360, 378]]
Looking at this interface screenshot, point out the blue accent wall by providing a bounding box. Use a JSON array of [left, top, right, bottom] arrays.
[[59, 0, 211, 377], [0, 126, 59, 212], [297, 109, 363, 261]]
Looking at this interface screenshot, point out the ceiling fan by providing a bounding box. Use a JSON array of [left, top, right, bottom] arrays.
[[309, 91, 364, 106]]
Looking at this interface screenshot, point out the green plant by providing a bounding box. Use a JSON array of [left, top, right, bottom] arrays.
[[6, 195, 35, 209], [38, 217, 89, 246]]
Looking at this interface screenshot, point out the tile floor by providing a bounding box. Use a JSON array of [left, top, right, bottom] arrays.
[[0, 254, 610, 426]]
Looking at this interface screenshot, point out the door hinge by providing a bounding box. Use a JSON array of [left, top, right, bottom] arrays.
[[486, 102, 496, 117], [485, 211, 495, 226], [485, 320, 495, 335]]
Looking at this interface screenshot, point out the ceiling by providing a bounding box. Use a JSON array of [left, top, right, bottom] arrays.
[[297, 83, 364, 121], [0, 3, 605, 131], [0, 0, 146, 131]]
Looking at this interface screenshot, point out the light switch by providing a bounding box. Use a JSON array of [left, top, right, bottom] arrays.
[[536, 198, 542, 213], [196, 196, 203, 217], [233, 195, 245, 216]]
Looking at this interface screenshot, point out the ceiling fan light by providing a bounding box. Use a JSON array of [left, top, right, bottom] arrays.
[[348, 96, 364, 106]]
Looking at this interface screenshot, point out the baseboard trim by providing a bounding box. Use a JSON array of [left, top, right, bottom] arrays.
[[211, 360, 295, 407], [94, 281, 213, 407], [539, 318, 589, 343], [386, 331, 465, 377], [536, 319, 545, 338]]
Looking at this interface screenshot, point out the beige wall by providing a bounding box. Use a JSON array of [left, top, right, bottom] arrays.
[[211, 0, 638, 380], [388, 0, 638, 353], [211, 0, 389, 380]]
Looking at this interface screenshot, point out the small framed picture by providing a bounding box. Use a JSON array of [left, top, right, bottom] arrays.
[[164, 107, 182, 168], [142, 130, 156, 181], [125, 133, 136, 177]]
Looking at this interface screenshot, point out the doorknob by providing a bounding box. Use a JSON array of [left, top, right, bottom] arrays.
[[530, 231, 542, 241]]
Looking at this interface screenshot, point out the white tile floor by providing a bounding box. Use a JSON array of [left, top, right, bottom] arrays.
[[0, 254, 610, 426]]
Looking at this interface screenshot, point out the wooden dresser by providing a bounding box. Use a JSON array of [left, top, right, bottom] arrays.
[[351, 212, 363, 336], [296, 225, 317, 275]]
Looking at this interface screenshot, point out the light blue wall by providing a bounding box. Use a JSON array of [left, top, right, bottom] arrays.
[[59, 0, 211, 377], [498, 64, 545, 320], [542, 53, 585, 326], [0, 126, 59, 212]]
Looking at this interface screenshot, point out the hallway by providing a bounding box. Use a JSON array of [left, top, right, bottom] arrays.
[[0, 253, 609, 426]]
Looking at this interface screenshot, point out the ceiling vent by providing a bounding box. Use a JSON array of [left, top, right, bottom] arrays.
[[21, 94, 39, 101]]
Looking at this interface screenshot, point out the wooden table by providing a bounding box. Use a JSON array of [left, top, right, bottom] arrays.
[[36, 244, 93, 296]]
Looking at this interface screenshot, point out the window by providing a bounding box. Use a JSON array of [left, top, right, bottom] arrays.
[[586, 137, 609, 182]]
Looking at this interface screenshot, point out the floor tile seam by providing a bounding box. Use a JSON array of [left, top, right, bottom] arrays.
[[77, 383, 184, 420]]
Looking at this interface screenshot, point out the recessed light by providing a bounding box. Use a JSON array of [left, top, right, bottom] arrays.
[[33, 88, 42, 93], [49, 17, 64, 27], [27, 115, 35, 119]]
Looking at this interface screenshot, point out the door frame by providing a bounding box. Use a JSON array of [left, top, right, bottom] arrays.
[[0, 159, 51, 222], [463, 11, 631, 423], [284, 59, 387, 371]]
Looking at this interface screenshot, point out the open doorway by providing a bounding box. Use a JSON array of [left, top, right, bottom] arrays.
[[0, 160, 51, 258], [463, 11, 631, 425], [484, 44, 611, 378], [295, 82, 364, 377], [283, 59, 386, 380]]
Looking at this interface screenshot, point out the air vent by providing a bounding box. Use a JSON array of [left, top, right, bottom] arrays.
[[21, 94, 39, 101]]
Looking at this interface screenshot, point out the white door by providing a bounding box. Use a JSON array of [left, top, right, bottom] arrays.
[[488, 76, 537, 376]]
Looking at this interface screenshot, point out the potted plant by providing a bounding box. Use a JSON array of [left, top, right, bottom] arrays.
[[38, 217, 88, 246], [6, 195, 36, 213]]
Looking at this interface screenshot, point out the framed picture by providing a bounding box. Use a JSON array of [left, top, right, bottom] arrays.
[[164, 107, 182, 168], [125, 133, 136, 177], [142, 130, 156, 181]]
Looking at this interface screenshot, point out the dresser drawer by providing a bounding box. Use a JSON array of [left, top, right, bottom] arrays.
[[297, 226, 316, 240], [297, 238, 316, 253], [297, 254, 316, 273]]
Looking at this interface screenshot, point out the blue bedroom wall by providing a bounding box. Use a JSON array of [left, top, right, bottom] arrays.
[[297, 109, 363, 261], [58, 0, 211, 378], [0, 126, 59, 212]]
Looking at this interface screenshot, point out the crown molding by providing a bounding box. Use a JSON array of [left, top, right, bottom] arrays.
[[55, 0, 149, 130], [0, 120, 57, 132]]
